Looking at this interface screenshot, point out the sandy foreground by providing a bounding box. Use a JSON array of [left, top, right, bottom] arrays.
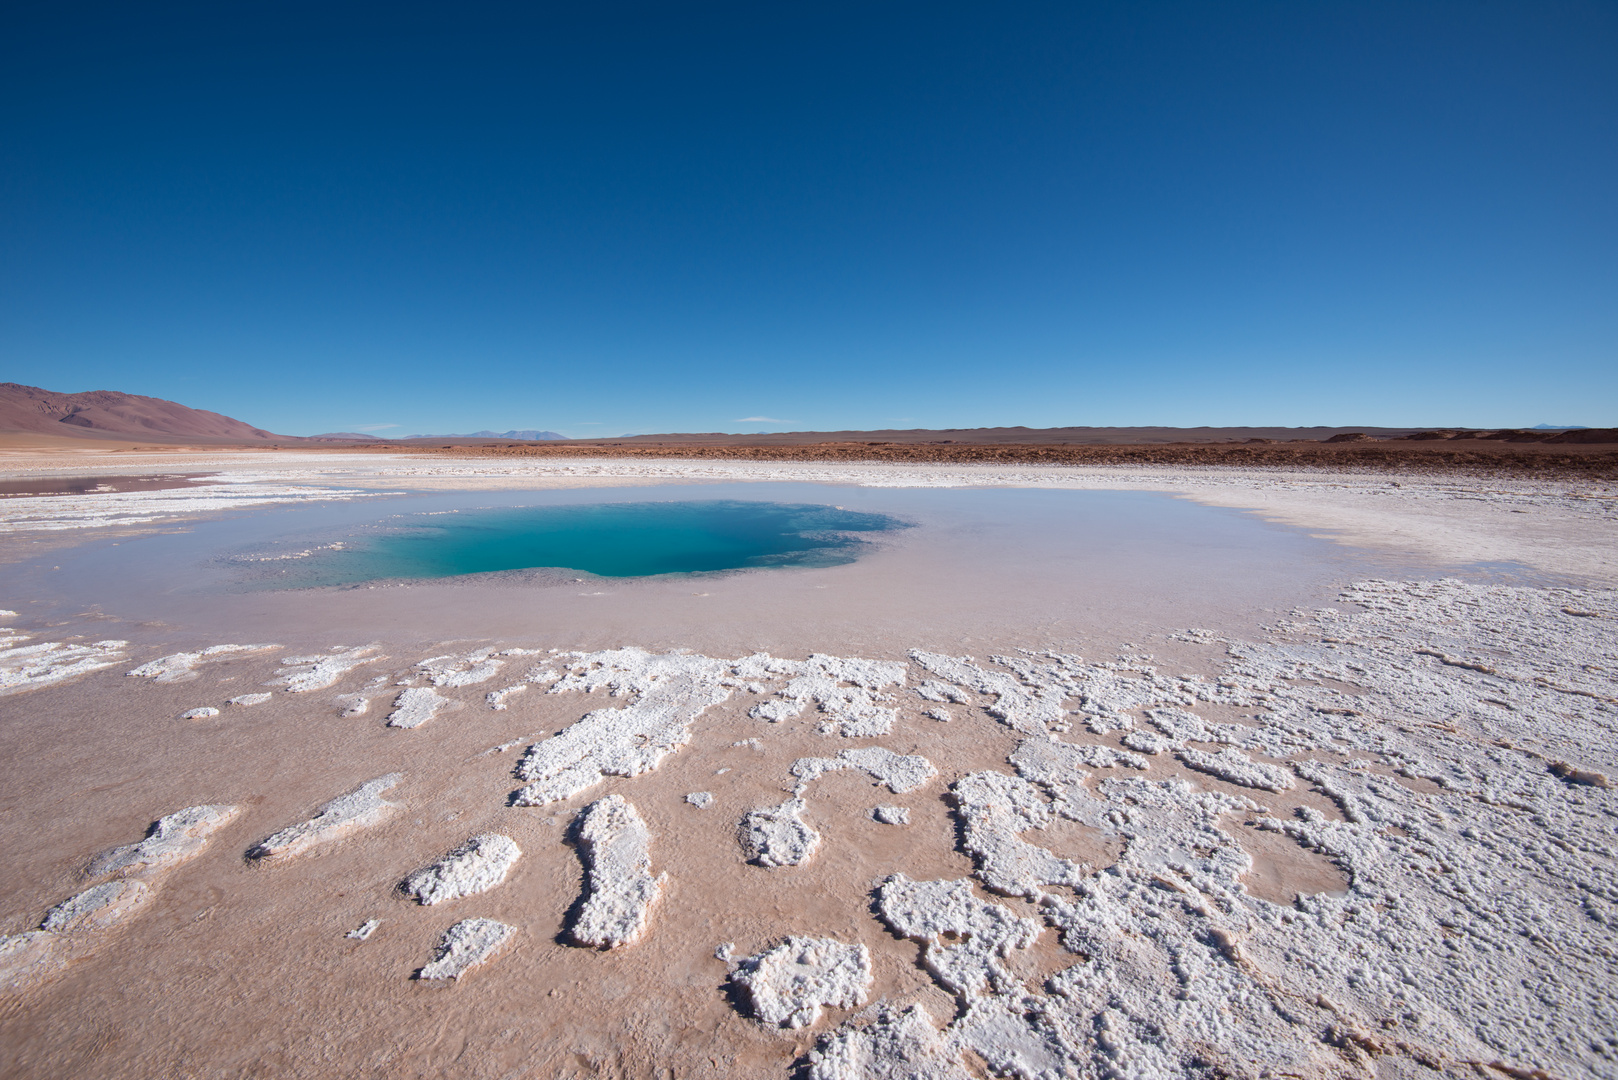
[[0, 451, 1614, 1080]]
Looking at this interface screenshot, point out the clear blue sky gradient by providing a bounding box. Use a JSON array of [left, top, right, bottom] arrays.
[[2, 1, 1614, 436]]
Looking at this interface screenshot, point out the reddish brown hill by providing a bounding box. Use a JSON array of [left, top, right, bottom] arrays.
[[0, 383, 289, 442]]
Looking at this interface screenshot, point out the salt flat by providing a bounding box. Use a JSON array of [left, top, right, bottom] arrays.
[[0, 451, 1612, 1079]]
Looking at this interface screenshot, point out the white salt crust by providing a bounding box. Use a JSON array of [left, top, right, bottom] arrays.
[[950, 771, 1086, 899], [569, 795, 665, 949], [386, 686, 458, 729], [226, 692, 272, 706], [0, 637, 127, 696], [686, 792, 715, 809], [744, 653, 908, 737], [2, 803, 238, 992], [347, 919, 380, 941], [512, 648, 734, 806], [88, 804, 241, 877], [486, 684, 527, 710], [180, 707, 219, 719], [0, 574, 1610, 1076], [0, 477, 379, 532], [805, 578, 1618, 1080], [1175, 746, 1296, 792], [39, 879, 153, 933], [247, 774, 402, 860], [871, 806, 910, 825], [402, 834, 521, 905], [732, 936, 874, 1028], [269, 646, 381, 692], [125, 644, 278, 683], [739, 798, 821, 867], [791, 748, 938, 795], [807, 1004, 968, 1080], [416, 648, 505, 687], [417, 917, 515, 980]]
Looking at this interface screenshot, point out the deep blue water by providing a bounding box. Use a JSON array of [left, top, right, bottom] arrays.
[[258, 500, 905, 584]]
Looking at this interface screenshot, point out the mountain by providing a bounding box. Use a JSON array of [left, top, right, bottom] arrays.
[[406, 429, 568, 440], [0, 382, 286, 441]]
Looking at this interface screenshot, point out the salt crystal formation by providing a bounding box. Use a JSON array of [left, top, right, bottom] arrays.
[[791, 748, 937, 794], [512, 649, 734, 806], [950, 771, 1086, 898], [686, 791, 714, 809], [486, 684, 526, 710], [0, 637, 127, 696], [732, 936, 873, 1028], [3, 803, 239, 992], [871, 805, 909, 825], [877, 876, 1043, 998], [417, 917, 515, 980], [39, 880, 153, 933], [88, 804, 241, 876], [347, 919, 380, 941], [569, 795, 665, 949], [414, 647, 523, 687], [269, 646, 380, 692], [247, 774, 403, 860], [800, 579, 1618, 1080], [743, 653, 908, 737], [402, 834, 521, 905], [909, 651, 1070, 734], [1175, 746, 1295, 792], [806, 1004, 969, 1080], [126, 643, 278, 682], [180, 707, 219, 719], [739, 798, 821, 867], [386, 686, 458, 729], [226, 692, 272, 706]]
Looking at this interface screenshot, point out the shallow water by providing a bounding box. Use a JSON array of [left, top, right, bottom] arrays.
[[241, 500, 905, 586], [11, 482, 1416, 655]]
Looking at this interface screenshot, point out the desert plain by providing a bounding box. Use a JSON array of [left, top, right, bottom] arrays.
[[0, 443, 1614, 1080]]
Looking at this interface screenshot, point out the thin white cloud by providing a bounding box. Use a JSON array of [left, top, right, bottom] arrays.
[[735, 416, 792, 424], [355, 423, 400, 431]]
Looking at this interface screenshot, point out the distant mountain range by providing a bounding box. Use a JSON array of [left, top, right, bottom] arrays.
[[407, 429, 569, 440]]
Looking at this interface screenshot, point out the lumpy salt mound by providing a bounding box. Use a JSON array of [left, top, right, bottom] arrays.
[[402, 834, 521, 905], [739, 798, 821, 867], [417, 918, 515, 980], [247, 774, 402, 860], [126, 643, 278, 683], [732, 936, 873, 1029], [88, 804, 241, 877], [569, 795, 665, 949], [512, 648, 734, 806]]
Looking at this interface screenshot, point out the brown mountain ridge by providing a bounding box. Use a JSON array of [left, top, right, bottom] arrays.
[[0, 382, 287, 443]]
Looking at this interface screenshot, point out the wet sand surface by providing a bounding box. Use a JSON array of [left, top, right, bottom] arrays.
[[1, 469, 1614, 1080]]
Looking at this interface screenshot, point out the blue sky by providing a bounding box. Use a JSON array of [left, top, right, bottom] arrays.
[[2, 1, 1613, 436]]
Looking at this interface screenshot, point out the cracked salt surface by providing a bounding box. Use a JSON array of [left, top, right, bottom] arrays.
[[569, 795, 665, 949], [512, 648, 734, 805], [247, 774, 402, 860], [732, 936, 874, 1028], [402, 834, 520, 905], [1, 569, 1614, 1076], [745, 654, 908, 737]]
